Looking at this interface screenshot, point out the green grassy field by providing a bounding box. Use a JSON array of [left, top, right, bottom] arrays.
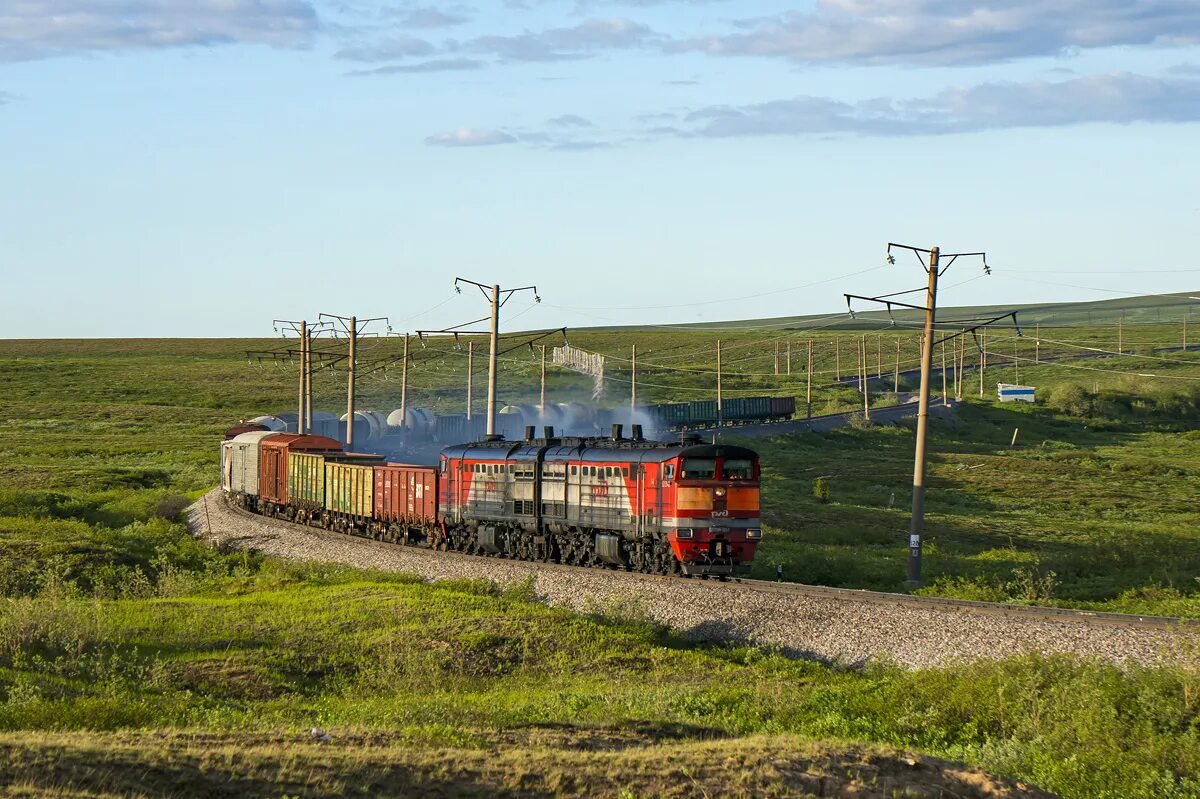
[[2, 330, 1200, 797]]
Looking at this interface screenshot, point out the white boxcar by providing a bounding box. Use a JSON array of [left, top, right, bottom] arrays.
[[221, 431, 278, 495], [997, 383, 1036, 403]]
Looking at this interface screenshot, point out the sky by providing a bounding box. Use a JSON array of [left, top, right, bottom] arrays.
[[3, 0, 1200, 338]]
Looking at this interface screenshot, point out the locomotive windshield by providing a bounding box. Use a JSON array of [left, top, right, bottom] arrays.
[[680, 458, 716, 479], [722, 459, 754, 480]]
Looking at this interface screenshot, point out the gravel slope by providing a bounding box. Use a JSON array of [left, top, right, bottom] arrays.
[[189, 490, 1199, 670]]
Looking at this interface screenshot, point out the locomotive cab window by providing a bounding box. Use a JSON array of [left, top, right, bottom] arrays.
[[664, 464, 675, 481], [723, 459, 754, 480], [681, 458, 715, 479]]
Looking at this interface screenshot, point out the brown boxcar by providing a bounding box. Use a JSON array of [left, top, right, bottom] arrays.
[[260, 434, 342, 507], [374, 463, 439, 526]]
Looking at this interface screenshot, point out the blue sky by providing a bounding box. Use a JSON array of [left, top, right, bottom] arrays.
[[3, 0, 1199, 337]]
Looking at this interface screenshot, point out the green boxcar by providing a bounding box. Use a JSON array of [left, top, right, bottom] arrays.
[[289, 452, 328, 509], [325, 461, 375, 518]]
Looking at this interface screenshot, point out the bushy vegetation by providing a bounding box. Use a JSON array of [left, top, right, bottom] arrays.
[[3, 332, 1200, 796], [1, 572, 1198, 799]]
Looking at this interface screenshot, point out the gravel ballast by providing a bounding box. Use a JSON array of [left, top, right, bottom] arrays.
[[189, 490, 1199, 670]]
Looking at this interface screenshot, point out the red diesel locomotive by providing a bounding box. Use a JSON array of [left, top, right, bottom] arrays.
[[221, 424, 761, 577], [438, 426, 761, 575]]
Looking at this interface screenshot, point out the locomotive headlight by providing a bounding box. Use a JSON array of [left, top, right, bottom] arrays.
[[746, 528, 762, 540], [714, 487, 726, 498], [676, 528, 693, 539]]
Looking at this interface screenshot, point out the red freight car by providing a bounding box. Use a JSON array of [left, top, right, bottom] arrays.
[[372, 463, 440, 544], [259, 434, 343, 512]]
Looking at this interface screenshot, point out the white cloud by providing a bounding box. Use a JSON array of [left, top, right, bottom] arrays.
[[425, 127, 518, 146], [681, 72, 1200, 138], [463, 17, 657, 62], [673, 0, 1200, 66], [347, 57, 483, 75], [0, 0, 317, 61]]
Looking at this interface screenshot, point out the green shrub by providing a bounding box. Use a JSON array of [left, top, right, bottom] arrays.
[[812, 477, 831, 503]]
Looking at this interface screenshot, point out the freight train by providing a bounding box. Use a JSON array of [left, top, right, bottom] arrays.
[[220, 425, 762, 577]]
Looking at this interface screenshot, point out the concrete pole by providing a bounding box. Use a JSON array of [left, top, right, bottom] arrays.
[[806, 339, 813, 420], [894, 338, 900, 394], [630, 343, 637, 425], [304, 326, 313, 434], [486, 285, 500, 438], [298, 320, 307, 434], [857, 336, 864, 395], [1014, 335, 1019, 384], [539, 344, 546, 419], [941, 339, 948, 406], [979, 331, 986, 399], [786, 341, 792, 375], [346, 315, 356, 450], [907, 247, 939, 587], [774, 341, 779, 376], [400, 332, 409, 427], [466, 341, 473, 420], [956, 333, 964, 401], [861, 337, 870, 419], [716, 339, 723, 425]]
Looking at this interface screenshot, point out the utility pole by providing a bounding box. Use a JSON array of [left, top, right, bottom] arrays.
[[806, 339, 813, 420], [298, 320, 308, 433], [630, 343, 637, 424], [844, 242, 996, 588], [716, 339, 723, 425], [835, 336, 841, 381], [466, 340, 474, 420], [454, 278, 540, 438], [774, 341, 780, 376], [979, 331, 987, 398], [488, 286, 500, 434], [400, 332, 410, 427], [894, 338, 900, 394], [907, 249, 939, 585], [786, 342, 792, 375], [346, 316, 357, 448], [272, 317, 334, 434], [941, 340, 948, 405], [319, 312, 390, 450], [1035, 323, 1040, 364], [342, 315, 357, 447], [304, 327, 313, 433], [1014, 335, 1019, 384], [864, 333, 873, 417], [857, 335, 864, 395], [540, 344, 547, 419]]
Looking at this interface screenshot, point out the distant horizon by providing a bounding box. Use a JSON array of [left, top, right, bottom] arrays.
[[3, 287, 1199, 340]]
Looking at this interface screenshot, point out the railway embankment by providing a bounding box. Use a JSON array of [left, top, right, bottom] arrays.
[[189, 490, 1200, 670]]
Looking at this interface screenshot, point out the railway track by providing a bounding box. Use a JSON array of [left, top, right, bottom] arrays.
[[214, 495, 1197, 652]]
